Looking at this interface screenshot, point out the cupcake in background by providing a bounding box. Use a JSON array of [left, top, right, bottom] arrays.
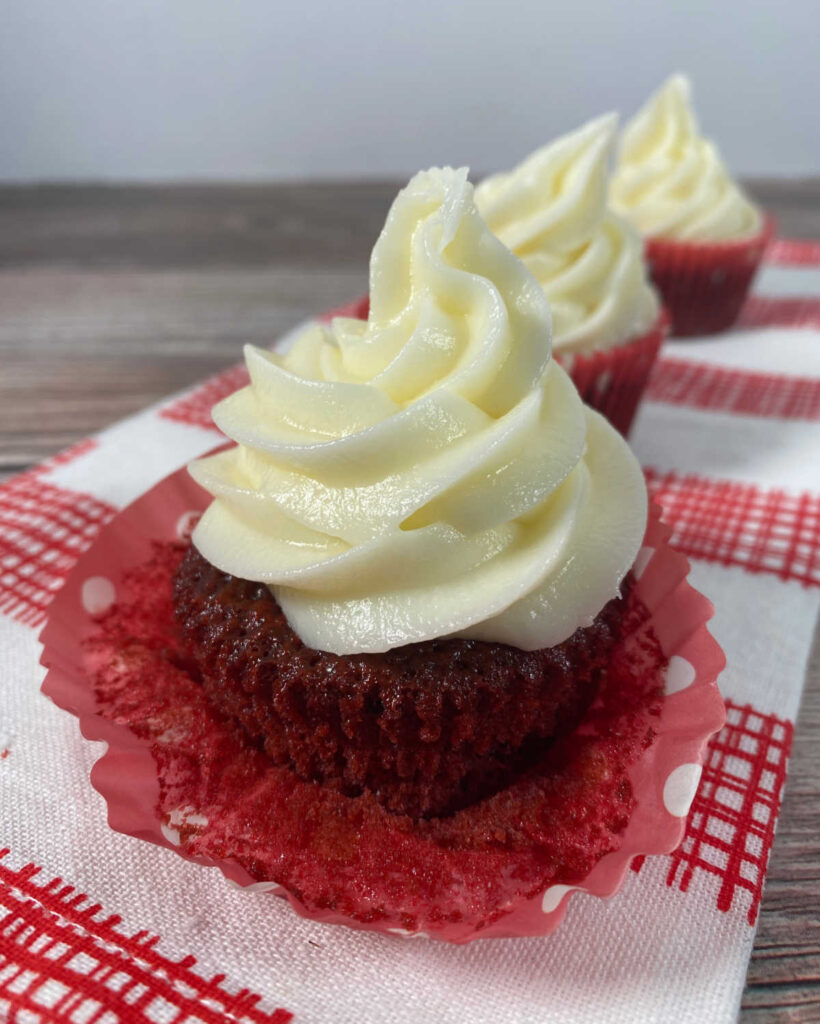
[[475, 114, 667, 436], [610, 74, 773, 337]]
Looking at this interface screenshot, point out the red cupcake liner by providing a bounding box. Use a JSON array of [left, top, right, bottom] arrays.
[[323, 298, 668, 437], [40, 457, 725, 943], [645, 215, 775, 338], [319, 294, 370, 322], [555, 311, 669, 436]]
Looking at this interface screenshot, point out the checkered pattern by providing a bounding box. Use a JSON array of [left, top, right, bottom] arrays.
[[0, 474, 116, 627], [740, 296, 820, 331], [630, 700, 790, 925], [31, 440, 99, 477], [0, 852, 292, 1024], [634, 701, 793, 926], [645, 469, 820, 587], [668, 701, 792, 924], [767, 238, 820, 266], [647, 358, 820, 421], [160, 365, 248, 432]]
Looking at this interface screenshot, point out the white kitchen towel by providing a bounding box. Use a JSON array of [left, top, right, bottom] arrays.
[[1, 238, 818, 1024]]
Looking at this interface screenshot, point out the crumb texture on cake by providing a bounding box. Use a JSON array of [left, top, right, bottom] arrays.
[[173, 545, 629, 819], [90, 542, 665, 937]]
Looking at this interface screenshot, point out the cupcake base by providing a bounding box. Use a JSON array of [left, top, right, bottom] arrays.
[[40, 456, 726, 943], [92, 540, 663, 935], [174, 545, 628, 819], [645, 216, 775, 337], [555, 311, 669, 436]]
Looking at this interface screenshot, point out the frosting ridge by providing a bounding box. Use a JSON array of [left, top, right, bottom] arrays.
[[610, 74, 762, 242], [475, 115, 658, 354], [190, 167, 647, 654]]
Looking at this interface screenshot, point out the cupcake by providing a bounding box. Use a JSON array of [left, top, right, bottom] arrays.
[[610, 74, 773, 336], [474, 114, 667, 436], [190, 166, 648, 659], [44, 167, 725, 942], [170, 168, 702, 929], [187, 165, 650, 822]]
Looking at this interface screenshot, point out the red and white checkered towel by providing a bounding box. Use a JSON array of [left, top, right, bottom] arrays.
[[2, 239, 819, 1024]]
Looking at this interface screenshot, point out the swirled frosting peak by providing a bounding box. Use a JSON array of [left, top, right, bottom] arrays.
[[189, 167, 647, 655], [475, 115, 658, 354], [610, 74, 762, 242]]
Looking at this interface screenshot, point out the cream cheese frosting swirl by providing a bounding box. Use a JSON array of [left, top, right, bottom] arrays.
[[190, 167, 647, 655], [610, 74, 762, 242], [475, 114, 658, 355]]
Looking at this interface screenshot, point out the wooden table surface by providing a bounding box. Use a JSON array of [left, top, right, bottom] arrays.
[[2, 179, 819, 1022]]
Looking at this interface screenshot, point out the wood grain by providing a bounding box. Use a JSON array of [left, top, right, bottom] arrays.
[[2, 180, 819, 1022], [0, 266, 365, 476]]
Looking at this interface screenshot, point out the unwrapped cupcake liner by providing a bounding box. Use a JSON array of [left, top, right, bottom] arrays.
[[555, 311, 669, 437], [324, 298, 668, 437], [645, 215, 775, 337], [40, 455, 725, 943]]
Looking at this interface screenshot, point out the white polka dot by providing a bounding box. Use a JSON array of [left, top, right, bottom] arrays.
[[541, 884, 575, 914], [81, 576, 116, 616], [160, 822, 181, 847], [225, 879, 282, 894], [168, 805, 209, 829], [176, 511, 200, 540], [632, 546, 654, 580], [387, 928, 429, 940], [666, 656, 696, 695], [663, 763, 702, 817]]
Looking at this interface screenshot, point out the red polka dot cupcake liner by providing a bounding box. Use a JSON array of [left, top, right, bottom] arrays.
[[644, 215, 775, 338], [323, 299, 668, 437], [40, 455, 725, 943]]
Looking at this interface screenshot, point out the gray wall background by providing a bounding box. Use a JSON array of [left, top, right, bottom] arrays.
[[2, 0, 817, 182]]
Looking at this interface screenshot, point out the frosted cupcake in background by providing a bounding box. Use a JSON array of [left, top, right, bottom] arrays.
[[475, 114, 667, 435], [610, 74, 773, 336]]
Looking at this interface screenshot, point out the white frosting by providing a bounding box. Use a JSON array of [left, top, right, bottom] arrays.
[[190, 167, 647, 655], [475, 115, 658, 355], [610, 74, 762, 242]]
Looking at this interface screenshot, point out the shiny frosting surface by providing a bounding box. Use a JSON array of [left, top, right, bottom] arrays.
[[475, 115, 658, 354], [190, 167, 647, 654], [610, 74, 762, 242]]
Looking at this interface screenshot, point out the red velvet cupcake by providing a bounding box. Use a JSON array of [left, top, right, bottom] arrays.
[[611, 75, 769, 337], [41, 166, 726, 942], [41, 474, 724, 942], [643, 218, 774, 336], [173, 544, 631, 819], [473, 114, 666, 435]]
